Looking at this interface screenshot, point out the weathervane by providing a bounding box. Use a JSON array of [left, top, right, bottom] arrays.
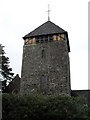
[[47, 4, 51, 21]]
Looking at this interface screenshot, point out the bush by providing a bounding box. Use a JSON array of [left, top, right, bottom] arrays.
[[2, 94, 89, 120]]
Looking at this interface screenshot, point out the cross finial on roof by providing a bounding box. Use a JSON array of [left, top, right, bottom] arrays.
[[47, 4, 51, 21]]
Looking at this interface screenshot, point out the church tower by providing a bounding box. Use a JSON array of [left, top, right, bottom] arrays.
[[20, 20, 71, 95]]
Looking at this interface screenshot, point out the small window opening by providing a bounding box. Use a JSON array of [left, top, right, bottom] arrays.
[[41, 49, 45, 58], [40, 75, 47, 91]]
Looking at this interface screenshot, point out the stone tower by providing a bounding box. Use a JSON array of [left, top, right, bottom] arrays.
[[20, 21, 71, 95]]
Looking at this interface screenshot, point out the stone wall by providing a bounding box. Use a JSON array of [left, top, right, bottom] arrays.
[[20, 37, 71, 95]]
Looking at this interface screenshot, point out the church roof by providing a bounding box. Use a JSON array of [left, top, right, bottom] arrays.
[[23, 21, 67, 39]]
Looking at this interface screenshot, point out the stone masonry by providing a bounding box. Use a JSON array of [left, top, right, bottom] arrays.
[[20, 35, 71, 95]]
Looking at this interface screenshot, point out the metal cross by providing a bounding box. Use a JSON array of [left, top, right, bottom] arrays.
[[47, 4, 51, 21]]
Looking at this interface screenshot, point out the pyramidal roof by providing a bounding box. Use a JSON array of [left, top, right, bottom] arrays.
[[23, 21, 67, 39]]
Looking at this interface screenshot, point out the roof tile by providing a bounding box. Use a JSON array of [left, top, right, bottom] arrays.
[[23, 21, 66, 39]]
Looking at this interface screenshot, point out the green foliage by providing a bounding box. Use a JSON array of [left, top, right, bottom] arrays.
[[1, 48, 14, 92], [2, 49, 14, 80], [2, 94, 89, 120]]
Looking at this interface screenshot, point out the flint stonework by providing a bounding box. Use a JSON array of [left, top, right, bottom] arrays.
[[20, 39, 71, 95]]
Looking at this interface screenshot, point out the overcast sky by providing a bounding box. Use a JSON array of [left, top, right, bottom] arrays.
[[0, 0, 88, 90]]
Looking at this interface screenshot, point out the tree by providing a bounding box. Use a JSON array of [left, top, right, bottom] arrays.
[[0, 46, 14, 91]]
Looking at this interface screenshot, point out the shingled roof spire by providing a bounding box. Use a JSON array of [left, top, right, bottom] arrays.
[[47, 4, 51, 21]]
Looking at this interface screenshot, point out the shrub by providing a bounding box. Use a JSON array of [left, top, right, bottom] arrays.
[[2, 94, 89, 120]]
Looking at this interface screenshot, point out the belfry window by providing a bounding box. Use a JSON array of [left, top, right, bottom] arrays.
[[36, 37, 39, 43], [25, 39, 29, 45], [45, 36, 48, 42], [58, 34, 61, 41], [49, 35, 53, 42], [53, 35, 56, 41], [29, 38, 32, 44], [42, 36, 45, 42], [39, 37, 41, 43], [61, 34, 64, 39], [32, 38, 36, 44], [41, 37, 43, 43]]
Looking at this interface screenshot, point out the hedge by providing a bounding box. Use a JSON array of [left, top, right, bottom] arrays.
[[2, 94, 89, 120]]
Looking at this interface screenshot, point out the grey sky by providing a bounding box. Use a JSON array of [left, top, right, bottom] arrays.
[[0, 0, 88, 90]]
